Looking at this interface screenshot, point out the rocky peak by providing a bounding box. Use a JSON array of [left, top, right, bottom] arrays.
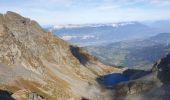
[[5, 11, 25, 21], [0, 11, 120, 100], [2, 11, 44, 39]]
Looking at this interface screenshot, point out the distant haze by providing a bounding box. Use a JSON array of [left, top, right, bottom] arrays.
[[46, 21, 170, 46]]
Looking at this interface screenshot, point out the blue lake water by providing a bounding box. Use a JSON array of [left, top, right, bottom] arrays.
[[98, 73, 129, 88]]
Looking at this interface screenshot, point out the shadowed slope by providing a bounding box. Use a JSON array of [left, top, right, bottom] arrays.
[[0, 90, 14, 100]]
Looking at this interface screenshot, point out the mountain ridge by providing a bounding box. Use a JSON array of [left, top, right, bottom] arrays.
[[0, 11, 121, 100], [50, 22, 141, 30], [48, 21, 156, 46]]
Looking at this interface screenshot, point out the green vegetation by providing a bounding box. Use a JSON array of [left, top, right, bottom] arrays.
[[86, 33, 170, 69]]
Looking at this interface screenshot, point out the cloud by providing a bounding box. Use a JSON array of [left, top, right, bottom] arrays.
[[95, 5, 120, 11], [61, 35, 96, 41], [32, 0, 74, 4], [96, 0, 170, 8], [94, 0, 170, 12], [61, 35, 78, 40], [1, 0, 170, 25], [82, 35, 95, 40], [150, 0, 170, 6]]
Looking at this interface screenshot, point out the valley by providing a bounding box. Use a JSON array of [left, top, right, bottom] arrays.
[[50, 21, 170, 70], [86, 33, 170, 69], [1, 0, 170, 99], [0, 11, 170, 100]]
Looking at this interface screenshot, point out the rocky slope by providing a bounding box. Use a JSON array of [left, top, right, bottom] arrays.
[[114, 54, 170, 100], [0, 11, 121, 100]]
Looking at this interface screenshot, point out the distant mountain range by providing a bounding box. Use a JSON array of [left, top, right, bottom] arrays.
[[86, 33, 170, 69], [147, 20, 170, 32], [46, 21, 170, 46]]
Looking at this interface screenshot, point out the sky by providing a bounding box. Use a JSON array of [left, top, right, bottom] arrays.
[[0, 0, 170, 25]]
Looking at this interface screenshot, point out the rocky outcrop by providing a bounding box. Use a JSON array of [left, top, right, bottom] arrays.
[[114, 54, 170, 100], [114, 80, 155, 96], [11, 90, 45, 100], [123, 69, 151, 80], [152, 54, 170, 84], [0, 11, 121, 100]]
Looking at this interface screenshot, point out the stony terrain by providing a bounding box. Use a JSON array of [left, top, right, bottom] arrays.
[[0, 11, 121, 100], [113, 54, 170, 100]]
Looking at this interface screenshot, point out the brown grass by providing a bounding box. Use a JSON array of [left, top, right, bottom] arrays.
[[15, 79, 56, 100]]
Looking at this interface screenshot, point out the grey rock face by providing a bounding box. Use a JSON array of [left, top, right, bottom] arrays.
[[153, 54, 170, 84], [115, 80, 155, 96], [114, 54, 170, 100], [28, 93, 46, 100]]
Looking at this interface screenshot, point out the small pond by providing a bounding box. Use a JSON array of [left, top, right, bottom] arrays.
[[97, 73, 129, 88]]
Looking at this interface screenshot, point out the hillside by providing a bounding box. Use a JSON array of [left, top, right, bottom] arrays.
[[86, 33, 170, 69], [113, 53, 170, 100], [0, 11, 121, 100]]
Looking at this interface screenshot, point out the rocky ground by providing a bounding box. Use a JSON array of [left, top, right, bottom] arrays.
[[0, 11, 121, 100], [113, 54, 170, 100]]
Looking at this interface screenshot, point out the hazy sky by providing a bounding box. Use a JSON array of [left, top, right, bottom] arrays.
[[0, 0, 170, 25]]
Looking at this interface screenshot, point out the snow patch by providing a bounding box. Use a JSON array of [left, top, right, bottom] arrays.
[[82, 35, 95, 40], [61, 35, 96, 41], [51, 22, 136, 30], [61, 35, 78, 40]]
